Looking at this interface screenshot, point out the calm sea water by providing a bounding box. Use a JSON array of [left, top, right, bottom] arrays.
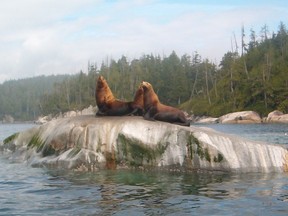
[[0, 123, 288, 216]]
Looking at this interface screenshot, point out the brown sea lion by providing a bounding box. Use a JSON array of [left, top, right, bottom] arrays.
[[95, 76, 143, 116], [141, 81, 190, 126], [131, 84, 144, 116]]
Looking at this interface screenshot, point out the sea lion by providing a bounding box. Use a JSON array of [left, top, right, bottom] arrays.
[[131, 84, 144, 116], [141, 81, 190, 126], [95, 76, 143, 116]]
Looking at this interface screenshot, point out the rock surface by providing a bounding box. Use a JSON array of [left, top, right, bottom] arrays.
[[2, 114, 14, 123], [193, 111, 263, 124], [265, 110, 288, 123], [34, 114, 53, 125], [218, 111, 262, 124], [34, 105, 96, 124], [1, 115, 288, 173]]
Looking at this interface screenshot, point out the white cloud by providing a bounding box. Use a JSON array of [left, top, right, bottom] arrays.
[[0, 0, 287, 83]]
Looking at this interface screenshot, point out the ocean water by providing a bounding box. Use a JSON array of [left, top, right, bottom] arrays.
[[0, 123, 288, 216], [194, 123, 288, 145]]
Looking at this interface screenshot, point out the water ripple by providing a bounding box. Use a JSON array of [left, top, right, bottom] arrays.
[[1, 123, 288, 215]]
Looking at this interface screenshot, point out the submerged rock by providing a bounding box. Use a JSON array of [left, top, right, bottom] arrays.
[[1, 115, 288, 173]]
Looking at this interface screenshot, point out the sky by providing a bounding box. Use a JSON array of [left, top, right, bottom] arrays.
[[0, 0, 287, 83]]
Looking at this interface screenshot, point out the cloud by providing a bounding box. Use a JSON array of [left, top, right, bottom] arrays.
[[0, 0, 287, 83]]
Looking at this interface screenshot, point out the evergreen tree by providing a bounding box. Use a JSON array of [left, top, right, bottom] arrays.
[[1, 22, 288, 120]]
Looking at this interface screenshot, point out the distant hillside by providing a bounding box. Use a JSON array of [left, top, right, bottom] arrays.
[[0, 75, 70, 120]]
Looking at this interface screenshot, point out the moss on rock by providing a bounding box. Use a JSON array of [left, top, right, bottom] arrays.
[[3, 133, 19, 144], [187, 134, 211, 162], [117, 134, 168, 167], [213, 153, 224, 163], [27, 134, 44, 151], [27, 134, 55, 157]]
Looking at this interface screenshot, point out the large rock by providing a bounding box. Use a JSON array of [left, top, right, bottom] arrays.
[[265, 110, 288, 123], [1, 116, 287, 173], [218, 111, 262, 124], [34, 114, 53, 125], [2, 114, 14, 123], [80, 105, 96, 115]]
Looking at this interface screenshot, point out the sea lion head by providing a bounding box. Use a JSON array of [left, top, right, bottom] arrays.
[[141, 81, 153, 92], [96, 75, 107, 89], [141, 81, 159, 109]]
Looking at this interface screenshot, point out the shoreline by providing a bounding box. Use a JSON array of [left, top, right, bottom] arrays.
[[2, 108, 288, 125]]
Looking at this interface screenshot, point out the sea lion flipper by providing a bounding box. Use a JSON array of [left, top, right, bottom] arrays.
[[96, 110, 106, 116], [143, 111, 155, 121]]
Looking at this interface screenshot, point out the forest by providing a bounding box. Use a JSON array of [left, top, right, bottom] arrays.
[[0, 22, 287, 121]]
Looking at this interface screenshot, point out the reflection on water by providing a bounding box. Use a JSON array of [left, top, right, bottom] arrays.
[[1, 123, 288, 215], [0, 166, 287, 216], [41, 169, 288, 216]]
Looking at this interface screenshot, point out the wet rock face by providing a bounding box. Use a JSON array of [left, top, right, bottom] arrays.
[[1, 115, 288, 173]]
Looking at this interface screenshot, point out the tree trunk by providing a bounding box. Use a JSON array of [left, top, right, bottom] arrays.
[[205, 62, 211, 105], [243, 58, 249, 79], [190, 66, 198, 99]]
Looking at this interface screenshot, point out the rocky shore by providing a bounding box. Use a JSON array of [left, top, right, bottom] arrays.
[[193, 110, 288, 124], [3, 104, 287, 125]]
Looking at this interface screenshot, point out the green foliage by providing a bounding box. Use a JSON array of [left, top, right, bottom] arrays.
[[40, 70, 96, 116], [0, 75, 69, 120], [0, 22, 288, 119], [183, 22, 288, 116], [278, 99, 288, 113], [33, 51, 219, 116]]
